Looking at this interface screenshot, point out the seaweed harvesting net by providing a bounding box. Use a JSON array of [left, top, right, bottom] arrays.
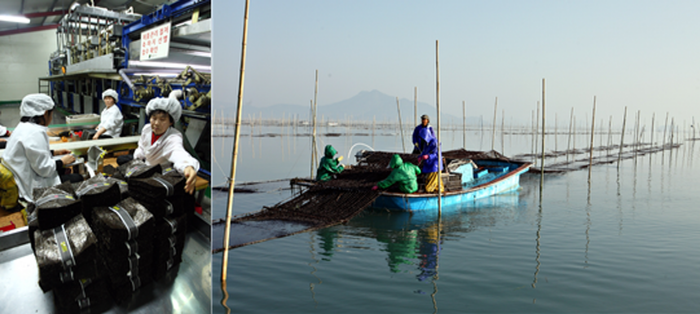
[[213, 149, 503, 251]]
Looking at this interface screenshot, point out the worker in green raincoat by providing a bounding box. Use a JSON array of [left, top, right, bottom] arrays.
[[316, 145, 345, 181], [372, 154, 421, 193]]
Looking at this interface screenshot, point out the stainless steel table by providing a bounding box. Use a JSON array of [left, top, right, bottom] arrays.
[[0, 229, 211, 313]]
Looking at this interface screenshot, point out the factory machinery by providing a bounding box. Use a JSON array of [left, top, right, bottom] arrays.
[[40, 0, 211, 180]]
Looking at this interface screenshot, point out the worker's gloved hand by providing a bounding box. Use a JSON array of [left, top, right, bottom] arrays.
[[371, 186, 378, 191], [337, 156, 344, 162]]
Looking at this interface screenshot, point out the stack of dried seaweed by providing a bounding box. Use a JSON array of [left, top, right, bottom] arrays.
[[114, 159, 162, 181], [73, 174, 122, 225], [152, 213, 187, 281], [33, 214, 101, 290], [91, 198, 155, 304], [32, 181, 83, 230], [128, 172, 187, 220], [52, 277, 112, 313]]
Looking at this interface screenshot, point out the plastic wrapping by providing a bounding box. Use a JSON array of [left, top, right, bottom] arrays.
[[72, 174, 122, 225], [91, 197, 155, 303], [105, 177, 130, 198], [32, 181, 82, 230], [128, 172, 185, 199], [91, 198, 155, 245], [33, 214, 99, 292], [129, 172, 187, 219], [153, 213, 187, 281], [108, 270, 154, 305], [52, 278, 112, 314], [115, 159, 161, 181]]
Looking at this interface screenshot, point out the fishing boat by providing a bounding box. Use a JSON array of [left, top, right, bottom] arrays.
[[291, 149, 532, 213], [356, 149, 532, 212]]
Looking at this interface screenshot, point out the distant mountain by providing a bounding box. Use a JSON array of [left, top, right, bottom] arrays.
[[242, 90, 480, 125]]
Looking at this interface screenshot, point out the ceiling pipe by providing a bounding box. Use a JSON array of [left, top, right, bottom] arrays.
[[25, 10, 68, 19], [0, 24, 58, 37]]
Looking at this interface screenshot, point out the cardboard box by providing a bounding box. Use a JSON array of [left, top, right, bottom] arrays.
[[0, 212, 25, 233]]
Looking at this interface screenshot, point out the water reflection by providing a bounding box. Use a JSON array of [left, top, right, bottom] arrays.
[[314, 190, 527, 284]]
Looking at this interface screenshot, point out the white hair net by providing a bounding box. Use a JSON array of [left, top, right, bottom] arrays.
[[20, 94, 55, 117], [102, 89, 119, 102], [146, 97, 181, 122]]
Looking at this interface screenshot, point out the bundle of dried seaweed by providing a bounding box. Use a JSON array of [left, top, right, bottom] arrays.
[[73, 174, 122, 225], [32, 181, 82, 230], [152, 213, 187, 281], [114, 159, 161, 181], [52, 277, 112, 314], [128, 172, 187, 219], [33, 214, 100, 292], [91, 198, 154, 304]]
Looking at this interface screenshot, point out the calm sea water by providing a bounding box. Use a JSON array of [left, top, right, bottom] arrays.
[[213, 125, 700, 313]]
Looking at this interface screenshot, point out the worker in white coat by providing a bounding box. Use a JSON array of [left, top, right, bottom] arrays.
[[93, 89, 123, 139], [0, 124, 10, 149], [133, 96, 199, 194], [1, 94, 78, 202]]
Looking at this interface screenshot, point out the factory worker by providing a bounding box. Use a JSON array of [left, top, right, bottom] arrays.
[[93, 89, 123, 139], [133, 97, 199, 194], [372, 154, 421, 193], [1, 94, 79, 202], [0, 124, 11, 149], [316, 145, 345, 182]]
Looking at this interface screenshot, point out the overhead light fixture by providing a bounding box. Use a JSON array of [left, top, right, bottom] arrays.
[[0, 15, 30, 24], [129, 60, 211, 72]]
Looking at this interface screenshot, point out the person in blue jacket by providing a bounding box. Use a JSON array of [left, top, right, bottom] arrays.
[[417, 127, 443, 193], [412, 114, 435, 154]]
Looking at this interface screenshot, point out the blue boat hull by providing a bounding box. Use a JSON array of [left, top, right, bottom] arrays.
[[371, 160, 531, 212]]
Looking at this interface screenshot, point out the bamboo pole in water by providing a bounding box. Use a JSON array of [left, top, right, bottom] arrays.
[[535, 101, 540, 166], [396, 97, 406, 153], [554, 113, 558, 152], [462, 101, 466, 149], [222, 0, 250, 282], [588, 96, 596, 182], [540, 79, 545, 189], [312, 71, 319, 177], [567, 108, 574, 164], [531, 110, 535, 160], [435, 40, 442, 216], [414, 87, 418, 127], [606, 116, 612, 153], [491, 97, 498, 151], [618, 106, 628, 166], [663, 112, 669, 150], [501, 109, 505, 154], [650, 113, 655, 146]]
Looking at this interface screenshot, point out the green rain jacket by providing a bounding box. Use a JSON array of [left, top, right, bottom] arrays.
[[377, 154, 421, 193], [316, 145, 344, 182]]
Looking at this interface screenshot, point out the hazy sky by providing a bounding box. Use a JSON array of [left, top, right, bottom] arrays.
[[213, 0, 700, 128]]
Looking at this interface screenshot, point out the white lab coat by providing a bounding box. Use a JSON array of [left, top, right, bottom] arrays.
[[2, 122, 60, 202], [0, 125, 7, 137], [96, 105, 123, 138], [133, 124, 200, 174]]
